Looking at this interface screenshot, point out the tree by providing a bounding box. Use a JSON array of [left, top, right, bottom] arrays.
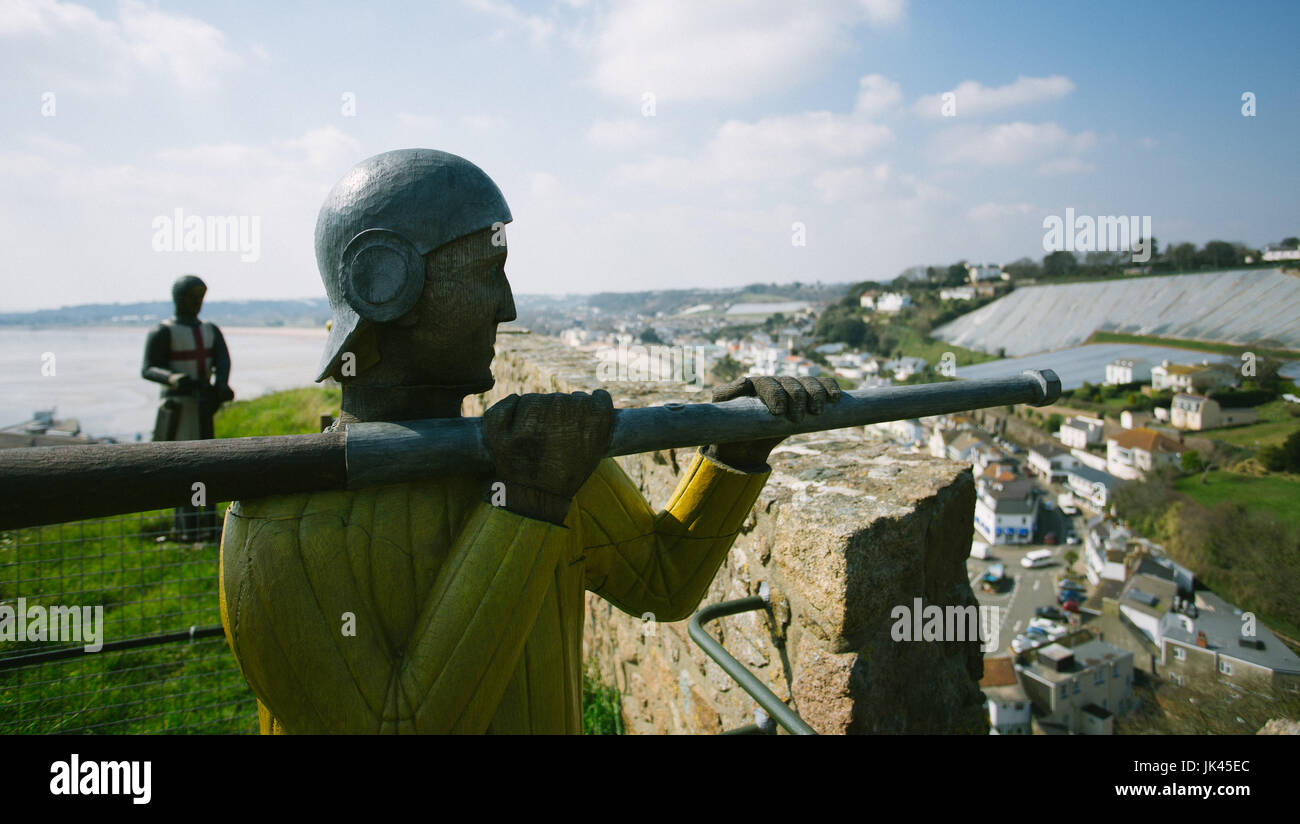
[[1002, 257, 1041, 280], [1198, 240, 1240, 269], [711, 354, 744, 384], [946, 261, 969, 286], [639, 327, 663, 344], [1042, 250, 1078, 277], [1281, 237, 1299, 249], [1170, 242, 1198, 271], [1181, 450, 1202, 473], [1197, 442, 1239, 484]]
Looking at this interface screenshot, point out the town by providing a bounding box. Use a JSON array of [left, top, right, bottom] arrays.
[[522, 244, 1300, 736]]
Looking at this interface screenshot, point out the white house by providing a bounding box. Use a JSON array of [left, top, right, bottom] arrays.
[[1066, 466, 1119, 511], [1027, 444, 1078, 482], [1059, 416, 1104, 449], [873, 292, 913, 313], [1150, 360, 1236, 394], [966, 263, 1004, 283], [1106, 428, 1187, 481], [882, 356, 927, 380], [1169, 393, 1259, 431], [1105, 358, 1151, 386], [1120, 410, 1154, 430], [974, 478, 1036, 545], [1262, 243, 1300, 262], [1085, 520, 1132, 585], [1018, 641, 1134, 734], [981, 655, 1032, 735], [939, 286, 976, 301]]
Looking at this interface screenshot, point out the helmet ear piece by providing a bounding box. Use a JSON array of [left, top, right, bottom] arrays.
[[340, 229, 425, 323]]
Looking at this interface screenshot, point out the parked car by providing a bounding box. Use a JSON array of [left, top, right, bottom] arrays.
[[1058, 589, 1085, 605], [1044, 532, 1058, 545], [1062, 600, 1080, 613], [1021, 549, 1054, 569], [1029, 618, 1067, 638], [1011, 635, 1042, 653], [1066, 535, 1081, 545], [1036, 605, 1065, 621], [1058, 579, 1084, 592]]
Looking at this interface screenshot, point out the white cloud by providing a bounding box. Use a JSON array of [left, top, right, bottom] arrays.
[[586, 0, 905, 103], [1139, 136, 1158, 149], [463, 0, 556, 45], [585, 117, 655, 149], [933, 121, 1096, 169], [0, 126, 363, 309], [914, 75, 1075, 118], [0, 0, 241, 94], [614, 110, 892, 187], [854, 74, 902, 116], [859, 0, 907, 25], [968, 201, 1035, 221]]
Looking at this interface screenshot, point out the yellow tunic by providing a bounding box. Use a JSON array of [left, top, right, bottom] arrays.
[[218, 451, 768, 734]]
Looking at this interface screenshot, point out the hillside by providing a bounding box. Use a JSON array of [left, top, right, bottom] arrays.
[[933, 268, 1300, 357]]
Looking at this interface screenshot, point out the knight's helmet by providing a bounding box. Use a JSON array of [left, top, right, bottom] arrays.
[[172, 274, 206, 312], [313, 149, 513, 381]]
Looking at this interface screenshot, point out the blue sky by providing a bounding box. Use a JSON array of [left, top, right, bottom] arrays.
[[1, 0, 1297, 310]]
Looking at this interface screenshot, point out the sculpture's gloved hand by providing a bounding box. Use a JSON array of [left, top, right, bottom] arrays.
[[703, 376, 842, 472], [168, 373, 196, 393], [218, 385, 235, 404], [482, 390, 615, 525]]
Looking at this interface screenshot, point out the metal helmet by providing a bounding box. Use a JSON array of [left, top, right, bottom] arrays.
[[172, 274, 206, 310], [313, 148, 513, 381]]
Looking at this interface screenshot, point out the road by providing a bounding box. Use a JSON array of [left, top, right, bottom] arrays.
[[970, 488, 1089, 656]]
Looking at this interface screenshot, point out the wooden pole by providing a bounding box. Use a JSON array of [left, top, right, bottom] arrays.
[[0, 370, 1058, 530]]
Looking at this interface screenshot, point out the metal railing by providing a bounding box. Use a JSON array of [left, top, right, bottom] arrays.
[[0, 508, 258, 733], [688, 584, 817, 735]]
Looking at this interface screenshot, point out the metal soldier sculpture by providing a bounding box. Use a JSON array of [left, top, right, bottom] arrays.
[[142, 275, 235, 540], [218, 149, 841, 733]]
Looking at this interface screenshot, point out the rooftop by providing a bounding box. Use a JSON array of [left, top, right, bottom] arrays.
[[1162, 589, 1300, 674], [1108, 427, 1187, 454]]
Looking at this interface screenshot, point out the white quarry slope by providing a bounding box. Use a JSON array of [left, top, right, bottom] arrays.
[[934, 268, 1300, 356]]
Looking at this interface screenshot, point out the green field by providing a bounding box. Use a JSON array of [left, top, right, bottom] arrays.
[[1198, 399, 1300, 448], [888, 325, 998, 368], [1173, 470, 1300, 533], [1086, 330, 1300, 360], [2, 385, 623, 734]]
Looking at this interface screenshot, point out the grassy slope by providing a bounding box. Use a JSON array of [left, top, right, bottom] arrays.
[[4, 384, 627, 734], [1173, 470, 1300, 533], [0, 387, 345, 734], [1086, 330, 1300, 360]]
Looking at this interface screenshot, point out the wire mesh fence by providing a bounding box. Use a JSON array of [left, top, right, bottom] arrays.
[[0, 506, 258, 734]]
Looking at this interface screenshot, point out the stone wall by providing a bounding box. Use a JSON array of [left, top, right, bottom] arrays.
[[467, 328, 988, 734]]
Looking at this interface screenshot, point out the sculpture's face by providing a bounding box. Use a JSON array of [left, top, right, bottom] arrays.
[[179, 284, 205, 316], [385, 226, 516, 387]]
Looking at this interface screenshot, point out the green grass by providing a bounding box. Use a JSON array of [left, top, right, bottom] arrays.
[[0, 507, 259, 733], [1200, 399, 1300, 448], [581, 667, 625, 735], [214, 384, 341, 437], [0, 386, 347, 734], [886, 325, 998, 367], [1173, 470, 1300, 533], [4, 385, 636, 734], [1086, 330, 1300, 360]]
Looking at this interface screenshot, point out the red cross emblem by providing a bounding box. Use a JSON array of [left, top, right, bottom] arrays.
[[171, 325, 214, 377]]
